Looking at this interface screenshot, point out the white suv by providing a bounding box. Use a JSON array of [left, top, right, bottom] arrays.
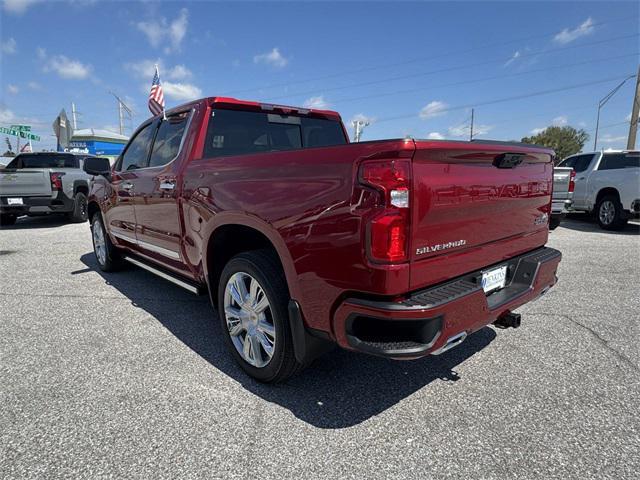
[[557, 150, 640, 230]]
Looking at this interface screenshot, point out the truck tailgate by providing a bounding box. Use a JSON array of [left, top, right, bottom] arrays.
[[410, 141, 554, 291], [553, 166, 573, 202], [0, 170, 52, 196]]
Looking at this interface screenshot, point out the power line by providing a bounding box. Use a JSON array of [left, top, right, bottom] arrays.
[[224, 16, 637, 96], [263, 34, 639, 103], [372, 74, 638, 125], [326, 53, 638, 106]]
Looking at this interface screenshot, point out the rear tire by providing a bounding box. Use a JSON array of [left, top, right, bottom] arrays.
[[217, 250, 304, 383], [596, 195, 627, 231], [0, 214, 17, 226], [91, 212, 123, 272], [68, 192, 88, 223]]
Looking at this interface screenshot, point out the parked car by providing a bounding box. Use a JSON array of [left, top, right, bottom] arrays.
[[84, 97, 561, 382], [550, 166, 575, 229], [0, 152, 93, 226], [557, 150, 640, 230]]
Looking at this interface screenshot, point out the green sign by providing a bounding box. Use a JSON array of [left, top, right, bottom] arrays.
[[0, 126, 40, 141]]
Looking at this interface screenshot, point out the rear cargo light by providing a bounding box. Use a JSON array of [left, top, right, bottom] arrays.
[[568, 169, 576, 193], [50, 172, 65, 191], [359, 159, 411, 263]]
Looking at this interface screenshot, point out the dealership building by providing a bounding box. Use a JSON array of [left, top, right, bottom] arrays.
[[63, 129, 128, 160]]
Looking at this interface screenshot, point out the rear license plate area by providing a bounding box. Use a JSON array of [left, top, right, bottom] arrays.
[[481, 265, 507, 294]]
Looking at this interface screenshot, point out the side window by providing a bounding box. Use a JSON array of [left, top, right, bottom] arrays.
[[148, 112, 190, 168], [598, 153, 627, 171], [572, 155, 593, 173], [558, 157, 576, 169], [119, 122, 156, 171]]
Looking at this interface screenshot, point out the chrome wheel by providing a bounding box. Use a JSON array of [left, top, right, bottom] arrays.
[[224, 272, 276, 368], [92, 219, 107, 266], [599, 200, 615, 225]]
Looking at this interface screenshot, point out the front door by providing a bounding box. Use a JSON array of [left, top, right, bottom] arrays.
[[105, 121, 156, 247], [132, 111, 192, 275]]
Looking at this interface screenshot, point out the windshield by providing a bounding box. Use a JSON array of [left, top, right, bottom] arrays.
[[6, 154, 78, 169]]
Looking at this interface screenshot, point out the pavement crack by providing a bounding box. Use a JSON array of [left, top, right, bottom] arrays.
[[557, 313, 638, 372]]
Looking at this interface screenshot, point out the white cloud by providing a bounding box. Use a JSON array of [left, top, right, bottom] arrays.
[[126, 59, 193, 82], [426, 132, 445, 140], [163, 81, 202, 101], [1, 37, 17, 54], [530, 127, 546, 135], [136, 8, 189, 53], [552, 115, 568, 126], [504, 50, 521, 67], [303, 96, 329, 109], [7, 84, 19, 94], [36, 46, 46, 59], [27, 81, 42, 90], [44, 55, 92, 79], [254, 48, 289, 68], [3, 0, 39, 15], [447, 123, 493, 138], [599, 134, 626, 144], [350, 113, 375, 125], [420, 101, 448, 119], [553, 17, 595, 44]]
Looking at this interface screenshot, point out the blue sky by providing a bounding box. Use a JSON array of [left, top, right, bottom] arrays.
[[1, 0, 638, 151]]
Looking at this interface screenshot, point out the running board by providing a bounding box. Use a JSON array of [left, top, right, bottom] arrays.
[[123, 256, 204, 295]]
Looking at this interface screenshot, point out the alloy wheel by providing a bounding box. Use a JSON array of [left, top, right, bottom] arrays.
[[223, 272, 276, 368], [599, 200, 615, 225], [92, 219, 107, 266]]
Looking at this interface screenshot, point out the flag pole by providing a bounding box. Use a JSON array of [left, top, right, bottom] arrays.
[[156, 64, 167, 121]]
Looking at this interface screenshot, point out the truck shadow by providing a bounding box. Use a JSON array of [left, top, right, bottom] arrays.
[[81, 253, 496, 429], [560, 215, 640, 235], [0, 215, 80, 230]]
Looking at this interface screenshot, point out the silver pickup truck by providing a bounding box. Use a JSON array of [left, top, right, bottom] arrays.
[[0, 152, 92, 226], [550, 166, 574, 229]]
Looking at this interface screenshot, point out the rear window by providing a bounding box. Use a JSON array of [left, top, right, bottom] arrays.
[[598, 152, 640, 170], [558, 154, 593, 173], [6, 154, 78, 169], [204, 108, 346, 158]]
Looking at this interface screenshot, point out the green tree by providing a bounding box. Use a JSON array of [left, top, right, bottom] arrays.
[[521, 126, 589, 164]]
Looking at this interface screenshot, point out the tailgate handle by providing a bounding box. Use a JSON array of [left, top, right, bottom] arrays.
[[493, 153, 525, 169]]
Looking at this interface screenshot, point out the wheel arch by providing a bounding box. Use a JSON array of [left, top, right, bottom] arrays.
[[203, 215, 300, 308], [595, 187, 620, 206], [73, 180, 89, 196]]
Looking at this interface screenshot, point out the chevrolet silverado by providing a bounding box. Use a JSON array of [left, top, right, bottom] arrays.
[[83, 97, 561, 382]]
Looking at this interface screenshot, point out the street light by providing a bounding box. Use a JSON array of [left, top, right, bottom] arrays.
[[594, 74, 637, 150]]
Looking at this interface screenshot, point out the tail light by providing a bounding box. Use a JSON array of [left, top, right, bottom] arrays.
[[50, 172, 65, 191], [568, 169, 576, 193], [359, 159, 411, 263]]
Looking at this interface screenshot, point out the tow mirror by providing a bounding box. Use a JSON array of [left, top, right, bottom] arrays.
[[84, 157, 111, 177]]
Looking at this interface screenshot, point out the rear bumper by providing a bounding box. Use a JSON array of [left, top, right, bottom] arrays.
[[0, 192, 73, 215], [551, 198, 572, 214], [332, 247, 561, 359]]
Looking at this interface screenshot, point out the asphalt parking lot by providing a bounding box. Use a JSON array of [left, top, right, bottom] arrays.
[[1, 215, 639, 479]]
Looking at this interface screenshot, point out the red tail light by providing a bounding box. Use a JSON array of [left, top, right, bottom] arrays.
[[50, 172, 65, 191], [568, 169, 576, 193], [359, 159, 411, 263]]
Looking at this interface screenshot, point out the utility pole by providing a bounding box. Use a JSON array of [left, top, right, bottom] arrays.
[[71, 102, 78, 130], [109, 91, 133, 136], [594, 74, 636, 150], [470, 108, 475, 141], [627, 65, 640, 150], [352, 119, 370, 142]]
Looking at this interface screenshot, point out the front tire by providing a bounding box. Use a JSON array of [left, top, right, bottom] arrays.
[[596, 195, 627, 231], [91, 213, 123, 272], [68, 192, 88, 223], [217, 250, 303, 383]]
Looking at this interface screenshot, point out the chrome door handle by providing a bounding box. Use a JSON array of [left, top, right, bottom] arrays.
[[159, 180, 176, 191], [121, 182, 134, 191]]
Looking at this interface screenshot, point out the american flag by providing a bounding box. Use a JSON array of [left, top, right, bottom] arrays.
[[148, 65, 165, 117]]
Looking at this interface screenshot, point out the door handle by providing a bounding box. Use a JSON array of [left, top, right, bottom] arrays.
[[121, 182, 134, 191], [159, 180, 176, 191]]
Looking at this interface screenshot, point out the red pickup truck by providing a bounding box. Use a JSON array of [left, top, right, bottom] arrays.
[[84, 97, 561, 382]]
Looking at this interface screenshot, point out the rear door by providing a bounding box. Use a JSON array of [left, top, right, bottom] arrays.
[[106, 121, 157, 245], [409, 141, 554, 290], [131, 110, 192, 273], [558, 153, 597, 209]]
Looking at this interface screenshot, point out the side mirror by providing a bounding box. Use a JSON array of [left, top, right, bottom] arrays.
[[84, 157, 111, 177]]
